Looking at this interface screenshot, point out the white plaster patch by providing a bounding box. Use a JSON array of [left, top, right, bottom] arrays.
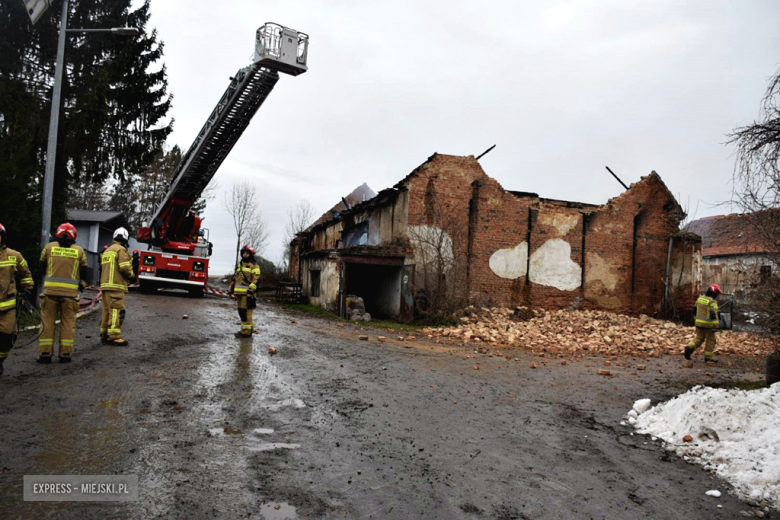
[[538, 213, 580, 236], [489, 242, 528, 279], [529, 239, 581, 291]]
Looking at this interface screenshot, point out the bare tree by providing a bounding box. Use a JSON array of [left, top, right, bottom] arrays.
[[244, 215, 270, 257], [281, 199, 316, 273], [407, 191, 468, 320], [224, 181, 263, 267], [728, 67, 780, 330]]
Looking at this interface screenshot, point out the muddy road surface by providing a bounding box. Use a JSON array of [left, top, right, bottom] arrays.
[[0, 292, 768, 519]]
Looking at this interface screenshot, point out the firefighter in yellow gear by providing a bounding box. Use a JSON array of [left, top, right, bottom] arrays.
[[100, 228, 134, 346], [38, 222, 88, 363], [230, 245, 260, 337], [0, 223, 34, 376], [685, 283, 721, 363]]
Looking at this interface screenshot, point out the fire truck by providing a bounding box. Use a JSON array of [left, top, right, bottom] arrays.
[[136, 23, 308, 297]]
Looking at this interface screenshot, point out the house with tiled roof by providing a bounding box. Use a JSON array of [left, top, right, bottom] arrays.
[[686, 210, 779, 296]]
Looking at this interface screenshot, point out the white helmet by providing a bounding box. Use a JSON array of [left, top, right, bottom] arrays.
[[113, 227, 129, 242]]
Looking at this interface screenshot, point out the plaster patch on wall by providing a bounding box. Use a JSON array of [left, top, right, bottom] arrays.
[[529, 239, 581, 291], [538, 213, 580, 236], [586, 253, 621, 291], [489, 242, 528, 279]]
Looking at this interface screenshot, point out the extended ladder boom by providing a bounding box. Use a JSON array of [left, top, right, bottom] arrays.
[[139, 23, 309, 249], [150, 64, 279, 224]]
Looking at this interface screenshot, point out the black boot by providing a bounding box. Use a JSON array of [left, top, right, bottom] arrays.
[[37, 355, 52, 364], [704, 357, 718, 364], [0, 360, 4, 377], [684, 347, 694, 360]]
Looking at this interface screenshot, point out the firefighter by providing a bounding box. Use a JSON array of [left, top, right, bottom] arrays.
[[685, 283, 721, 363], [100, 228, 134, 346], [230, 245, 260, 337], [0, 223, 34, 376], [38, 222, 88, 363]]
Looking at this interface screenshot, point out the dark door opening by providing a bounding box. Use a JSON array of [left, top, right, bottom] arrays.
[[344, 262, 403, 319]]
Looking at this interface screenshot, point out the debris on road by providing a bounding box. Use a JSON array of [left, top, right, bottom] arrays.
[[706, 490, 722, 498], [183, 314, 189, 319], [290, 318, 297, 324], [337, 323, 345, 328], [598, 369, 611, 376], [268, 347, 277, 355], [628, 385, 780, 510], [359, 335, 369, 341], [425, 306, 775, 357], [377, 336, 387, 342]]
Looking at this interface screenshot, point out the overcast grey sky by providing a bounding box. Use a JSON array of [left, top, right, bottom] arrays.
[[146, 0, 780, 275]]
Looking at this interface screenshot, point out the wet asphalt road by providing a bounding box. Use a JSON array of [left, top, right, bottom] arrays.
[[0, 292, 770, 519]]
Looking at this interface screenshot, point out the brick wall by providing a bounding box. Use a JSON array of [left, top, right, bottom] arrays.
[[401, 153, 689, 315]]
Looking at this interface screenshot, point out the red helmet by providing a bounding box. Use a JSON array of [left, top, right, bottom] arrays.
[[102, 245, 109, 251], [708, 283, 722, 296], [241, 244, 255, 256], [133, 249, 139, 255], [55, 222, 77, 240], [0, 223, 6, 242]]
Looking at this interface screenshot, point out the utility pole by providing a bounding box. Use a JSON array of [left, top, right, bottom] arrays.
[[35, 0, 139, 253], [39, 0, 68, 251]]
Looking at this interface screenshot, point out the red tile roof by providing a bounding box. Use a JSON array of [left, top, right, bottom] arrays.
[[685, 210, 778, 257]]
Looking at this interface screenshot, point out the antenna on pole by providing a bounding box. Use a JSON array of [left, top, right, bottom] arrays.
[[476, 145, 496, 161], [605, 166, 629, 190]]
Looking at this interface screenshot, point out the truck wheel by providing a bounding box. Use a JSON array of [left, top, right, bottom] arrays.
[[189, 287, 204, 298]]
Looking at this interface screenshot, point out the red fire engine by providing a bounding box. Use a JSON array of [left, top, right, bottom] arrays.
[[136, 23, 308, 296]]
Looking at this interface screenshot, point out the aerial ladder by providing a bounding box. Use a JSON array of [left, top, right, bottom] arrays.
[[136, 23, 308, 297]]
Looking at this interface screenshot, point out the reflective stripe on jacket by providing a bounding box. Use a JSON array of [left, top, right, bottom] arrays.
[[233, 262, 260, 295], [694, 295, 719, 329], [0, 246, 34, 310], [40, 242, 87, 297], [100, 241, 134, 292]]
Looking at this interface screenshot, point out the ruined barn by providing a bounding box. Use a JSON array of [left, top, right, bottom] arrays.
[[290, 153, 700, 321]]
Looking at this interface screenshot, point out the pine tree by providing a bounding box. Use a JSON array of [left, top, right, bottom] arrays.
[[0, 0, 173, 263]]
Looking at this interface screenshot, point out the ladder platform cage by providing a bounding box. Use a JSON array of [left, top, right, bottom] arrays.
[[255, 23, 309, 76]]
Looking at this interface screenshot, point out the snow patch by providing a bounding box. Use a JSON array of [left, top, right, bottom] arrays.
[[633, 398, 652, 414], [706, 490, 722, 498], [625, 385, 780, 510]]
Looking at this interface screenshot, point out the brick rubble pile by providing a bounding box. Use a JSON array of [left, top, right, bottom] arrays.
[[424, 306, 776, 358]]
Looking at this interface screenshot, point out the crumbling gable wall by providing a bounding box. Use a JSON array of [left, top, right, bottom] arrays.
[[400, 154, 690, 315]]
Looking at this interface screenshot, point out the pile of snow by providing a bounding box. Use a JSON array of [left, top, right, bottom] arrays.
[[625, 385, 780, 510]]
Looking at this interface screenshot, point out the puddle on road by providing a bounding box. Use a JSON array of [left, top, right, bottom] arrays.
[[250, 443, 301, 452], [266, 398, 306, 411], [208, 427, 244, 437], [259, 502, 298, 519]]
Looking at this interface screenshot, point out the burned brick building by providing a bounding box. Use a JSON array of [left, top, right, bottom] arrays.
[[290, 153, 700, 322]]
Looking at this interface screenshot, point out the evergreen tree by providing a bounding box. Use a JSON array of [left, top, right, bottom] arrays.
[[0, 0, 172, 264]]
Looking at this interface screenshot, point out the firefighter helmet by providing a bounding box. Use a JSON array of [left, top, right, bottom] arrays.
[[55, 222, 77, 240], [708, 283, 722, 296], [0, 222, 6, 244], [240, 244, 255, 256], [113, 227, 129, 243]]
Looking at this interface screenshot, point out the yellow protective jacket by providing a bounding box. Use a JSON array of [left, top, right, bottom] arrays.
[[0, 246, 34, 312], [40, 241, 87, 297], [694, 295, 719, 329], [100, 241, 134, 292], [232, 261, 260, 295]]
